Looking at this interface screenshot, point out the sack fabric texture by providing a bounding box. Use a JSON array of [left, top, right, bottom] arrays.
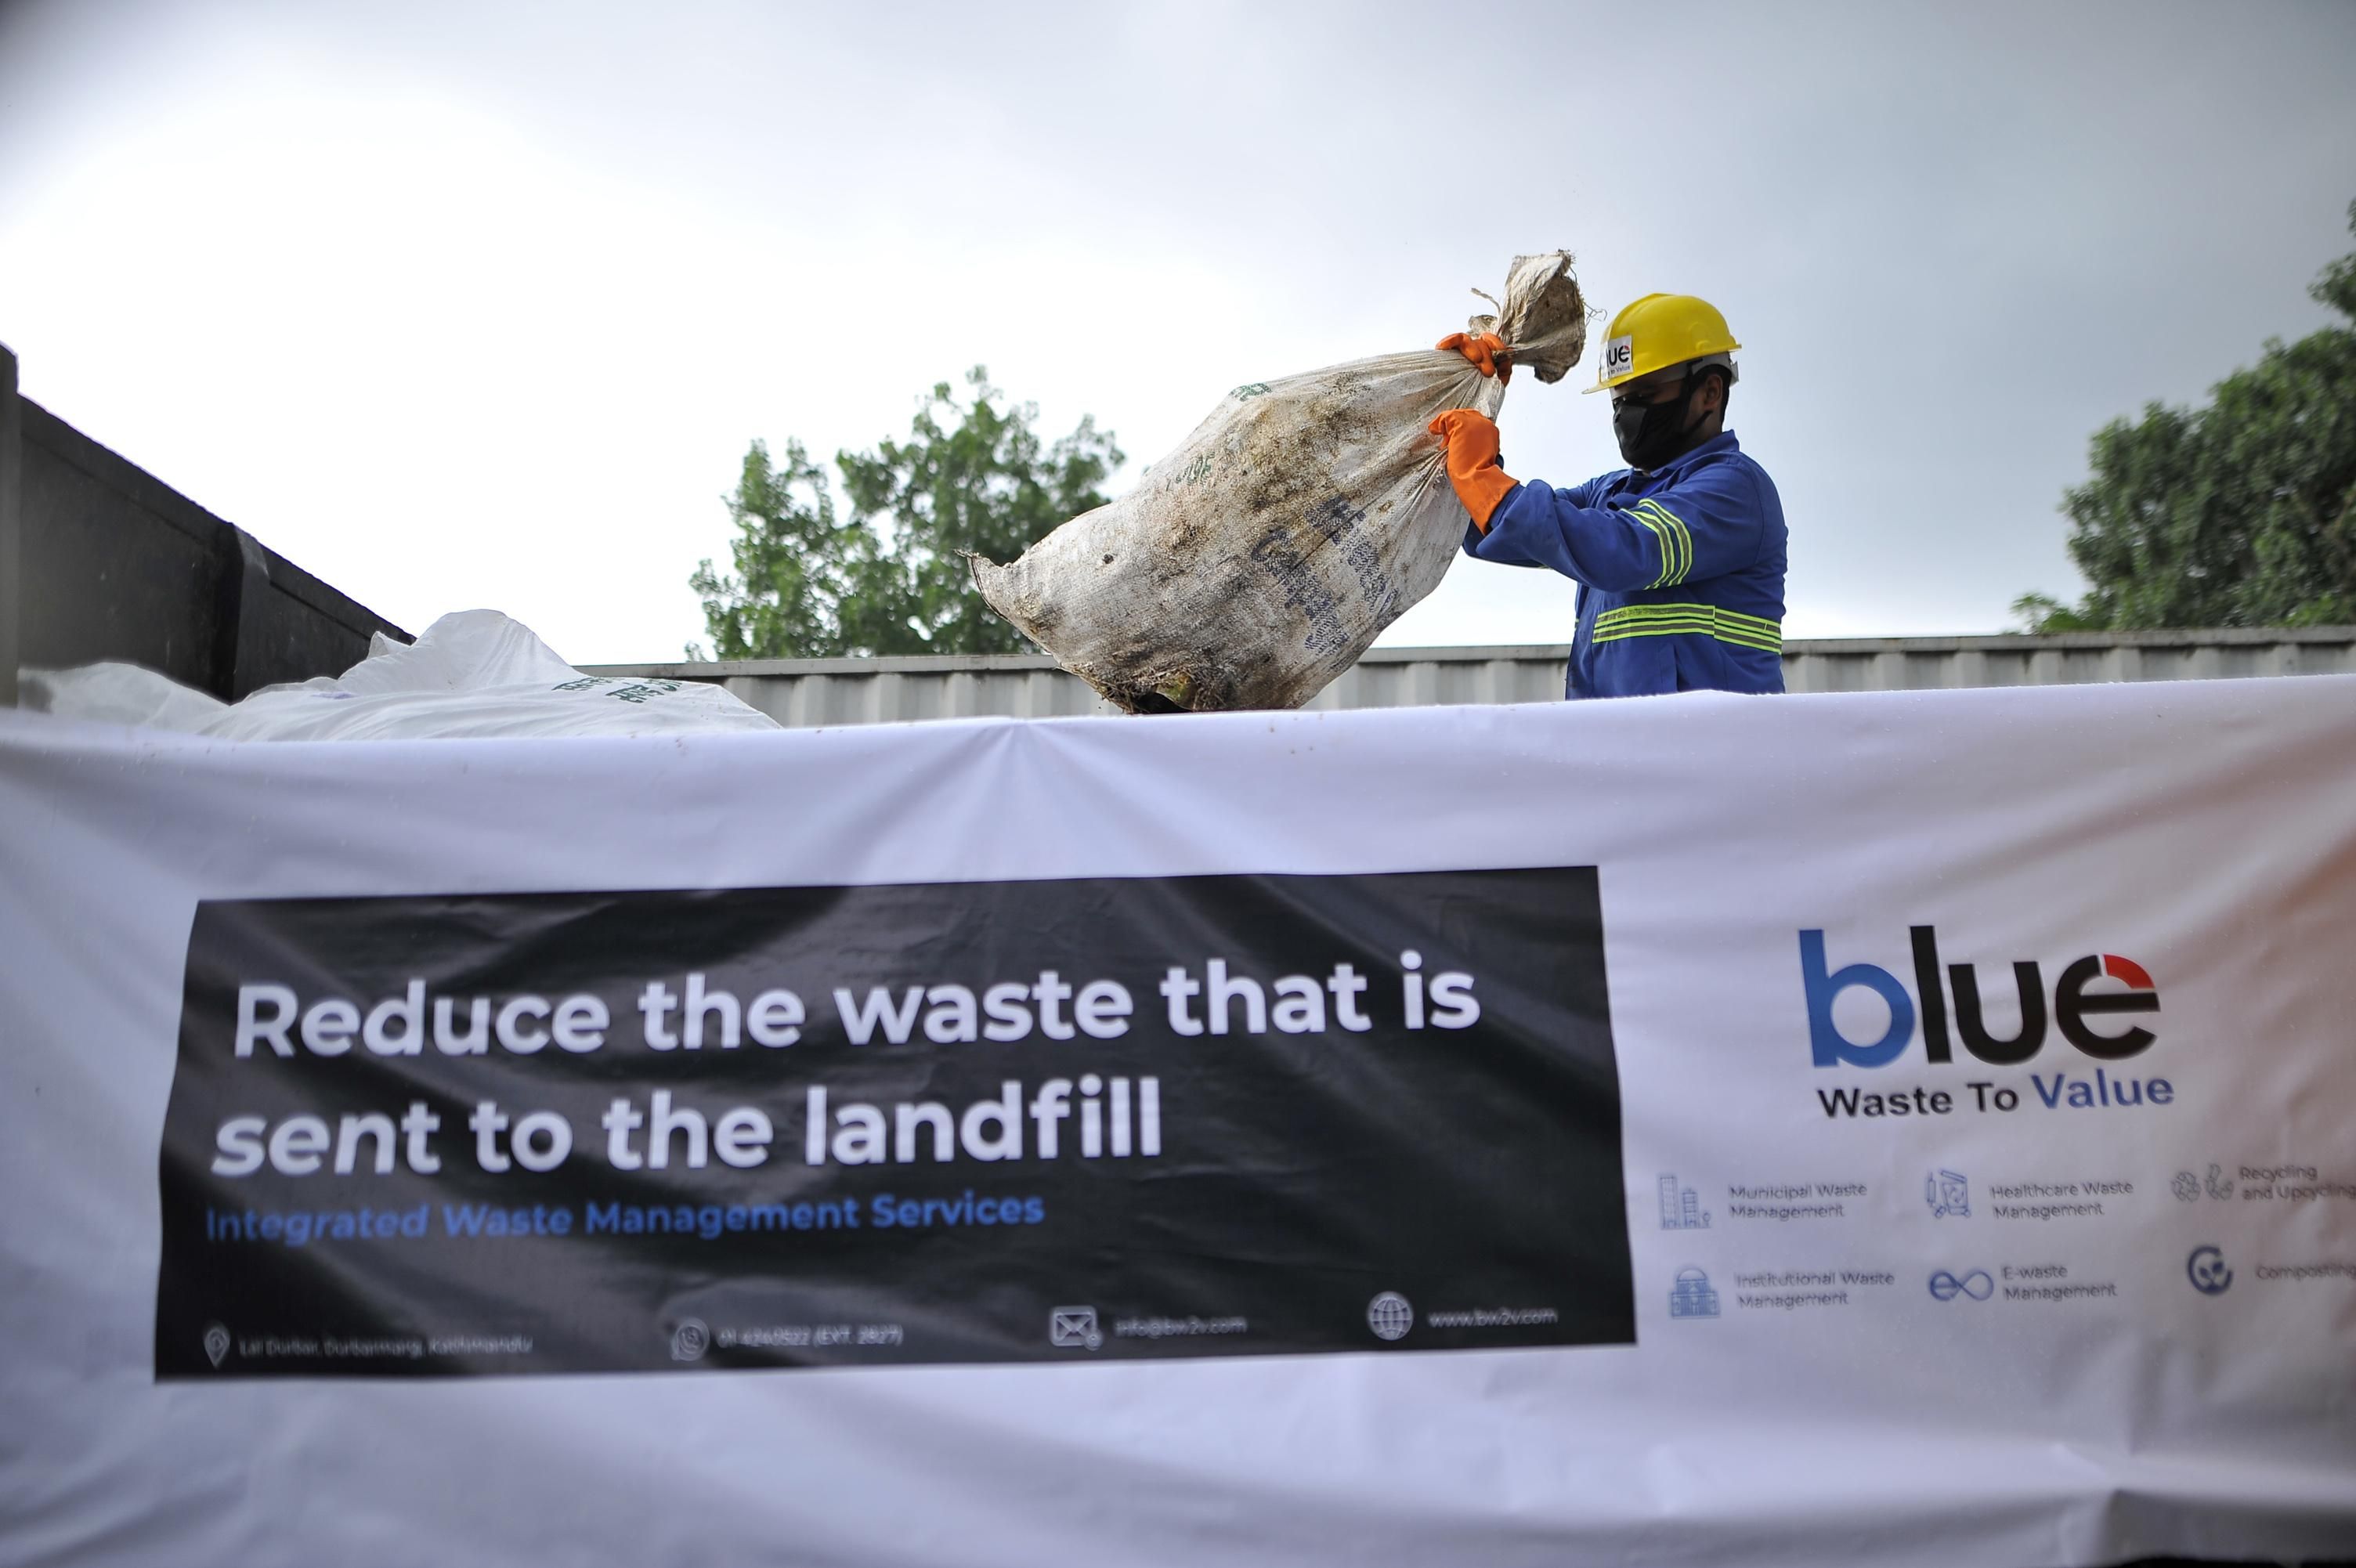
[[972, 253, 1588, 713]]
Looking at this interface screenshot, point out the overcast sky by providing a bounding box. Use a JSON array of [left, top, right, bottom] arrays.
[[4, 0, 2352, 663]]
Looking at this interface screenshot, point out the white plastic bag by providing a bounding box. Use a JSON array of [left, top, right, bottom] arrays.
[[20, 662, 230, 732], [972, 252, 1587, 712], [28, 611, 779, 740]]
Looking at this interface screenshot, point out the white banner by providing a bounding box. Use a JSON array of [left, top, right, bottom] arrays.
[[3, 676, 2354, 1566]]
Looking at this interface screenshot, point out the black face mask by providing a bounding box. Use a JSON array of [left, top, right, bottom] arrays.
[[1613, 374, 1707, 471]]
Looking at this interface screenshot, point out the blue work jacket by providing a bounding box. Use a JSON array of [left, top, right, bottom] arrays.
[[1463, 431, 1788, 699]]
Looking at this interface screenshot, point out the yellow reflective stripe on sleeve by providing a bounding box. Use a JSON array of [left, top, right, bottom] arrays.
[[1628, 511, 1671, 588], [1592, 602, 1783, 654], [1666, 503, 1692, 584], [1630, 498, 1693, 586]]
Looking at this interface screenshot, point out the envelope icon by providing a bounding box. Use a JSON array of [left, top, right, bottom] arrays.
[[1050, 1306, 1100, 1349]]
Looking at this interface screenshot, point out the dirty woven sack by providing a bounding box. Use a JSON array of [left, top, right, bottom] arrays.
[[971, 252, 1586, 712]]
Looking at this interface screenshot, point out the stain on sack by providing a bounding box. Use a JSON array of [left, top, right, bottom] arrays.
[[1246, 526, 1350, 661], [1303, 495, 1399, 628]]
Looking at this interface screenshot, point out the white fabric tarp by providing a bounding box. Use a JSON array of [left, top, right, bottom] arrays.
[[20, 609, 778, 739], [2, 674, 2354, 1566]]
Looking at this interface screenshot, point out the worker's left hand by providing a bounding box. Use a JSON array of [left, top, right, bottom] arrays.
[[1428, 409, 1518, 530], [1437, 331, 1512, 384]]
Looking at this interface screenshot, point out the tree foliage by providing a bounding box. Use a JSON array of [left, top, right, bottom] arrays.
[[2015, 201, 2356, 631], [691, 370, 1122, 658], [687, 438, 862, 659]]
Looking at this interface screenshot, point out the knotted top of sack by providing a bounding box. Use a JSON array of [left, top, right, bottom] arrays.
[[1465, 251, 1589, 385]]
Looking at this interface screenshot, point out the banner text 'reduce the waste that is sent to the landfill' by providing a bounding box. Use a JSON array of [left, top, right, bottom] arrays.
[[154, 869, 1631, 1378]]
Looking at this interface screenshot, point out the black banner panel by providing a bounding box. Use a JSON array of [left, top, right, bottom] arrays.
[[156, 868, 1628, 1378]]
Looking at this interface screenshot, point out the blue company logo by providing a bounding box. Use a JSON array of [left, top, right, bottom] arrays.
[[2187, 1245, 2234, 1295], [1668, 1267, 1720, 1319], [1925, 1169, 1971, 1219], [1799, 927, 2159, 1068], [1928, 1269, 1994, 1302]]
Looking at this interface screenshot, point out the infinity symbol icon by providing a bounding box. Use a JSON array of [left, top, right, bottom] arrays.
[[1928, 1270, 1994, 1302]]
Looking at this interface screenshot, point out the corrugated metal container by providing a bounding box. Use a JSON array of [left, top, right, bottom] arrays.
[[585, 627, 2356, 729]]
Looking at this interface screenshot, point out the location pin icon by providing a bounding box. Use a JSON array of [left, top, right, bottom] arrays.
[[203, 1324, 230, 1368]]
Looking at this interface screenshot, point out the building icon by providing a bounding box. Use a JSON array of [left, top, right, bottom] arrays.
[[1669, 1267, 1720, 1319], [1658, 1173, 1710, 1230]]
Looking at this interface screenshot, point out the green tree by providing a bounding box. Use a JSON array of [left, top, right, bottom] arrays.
[[690, 369, 1122, 658], [2015, 201, 2356, 632], [688, 438, 868, 659]]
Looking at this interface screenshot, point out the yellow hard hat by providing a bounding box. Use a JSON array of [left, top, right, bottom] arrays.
[[1585, 293, 1741, 394]]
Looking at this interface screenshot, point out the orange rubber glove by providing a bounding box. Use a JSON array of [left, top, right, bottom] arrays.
[[1436, 331, 1512, 384], [1428, 409, 1517, 530]]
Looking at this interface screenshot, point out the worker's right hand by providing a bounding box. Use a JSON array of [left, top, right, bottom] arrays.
[[1428, 409, 1518, 530], [1436, 331, 1512, 384]]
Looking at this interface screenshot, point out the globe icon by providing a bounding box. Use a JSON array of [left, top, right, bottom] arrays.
[[1367, 1292, 1415, 1342]]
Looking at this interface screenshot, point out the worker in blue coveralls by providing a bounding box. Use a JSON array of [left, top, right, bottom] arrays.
[[1429, 292, 1787, 699]]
